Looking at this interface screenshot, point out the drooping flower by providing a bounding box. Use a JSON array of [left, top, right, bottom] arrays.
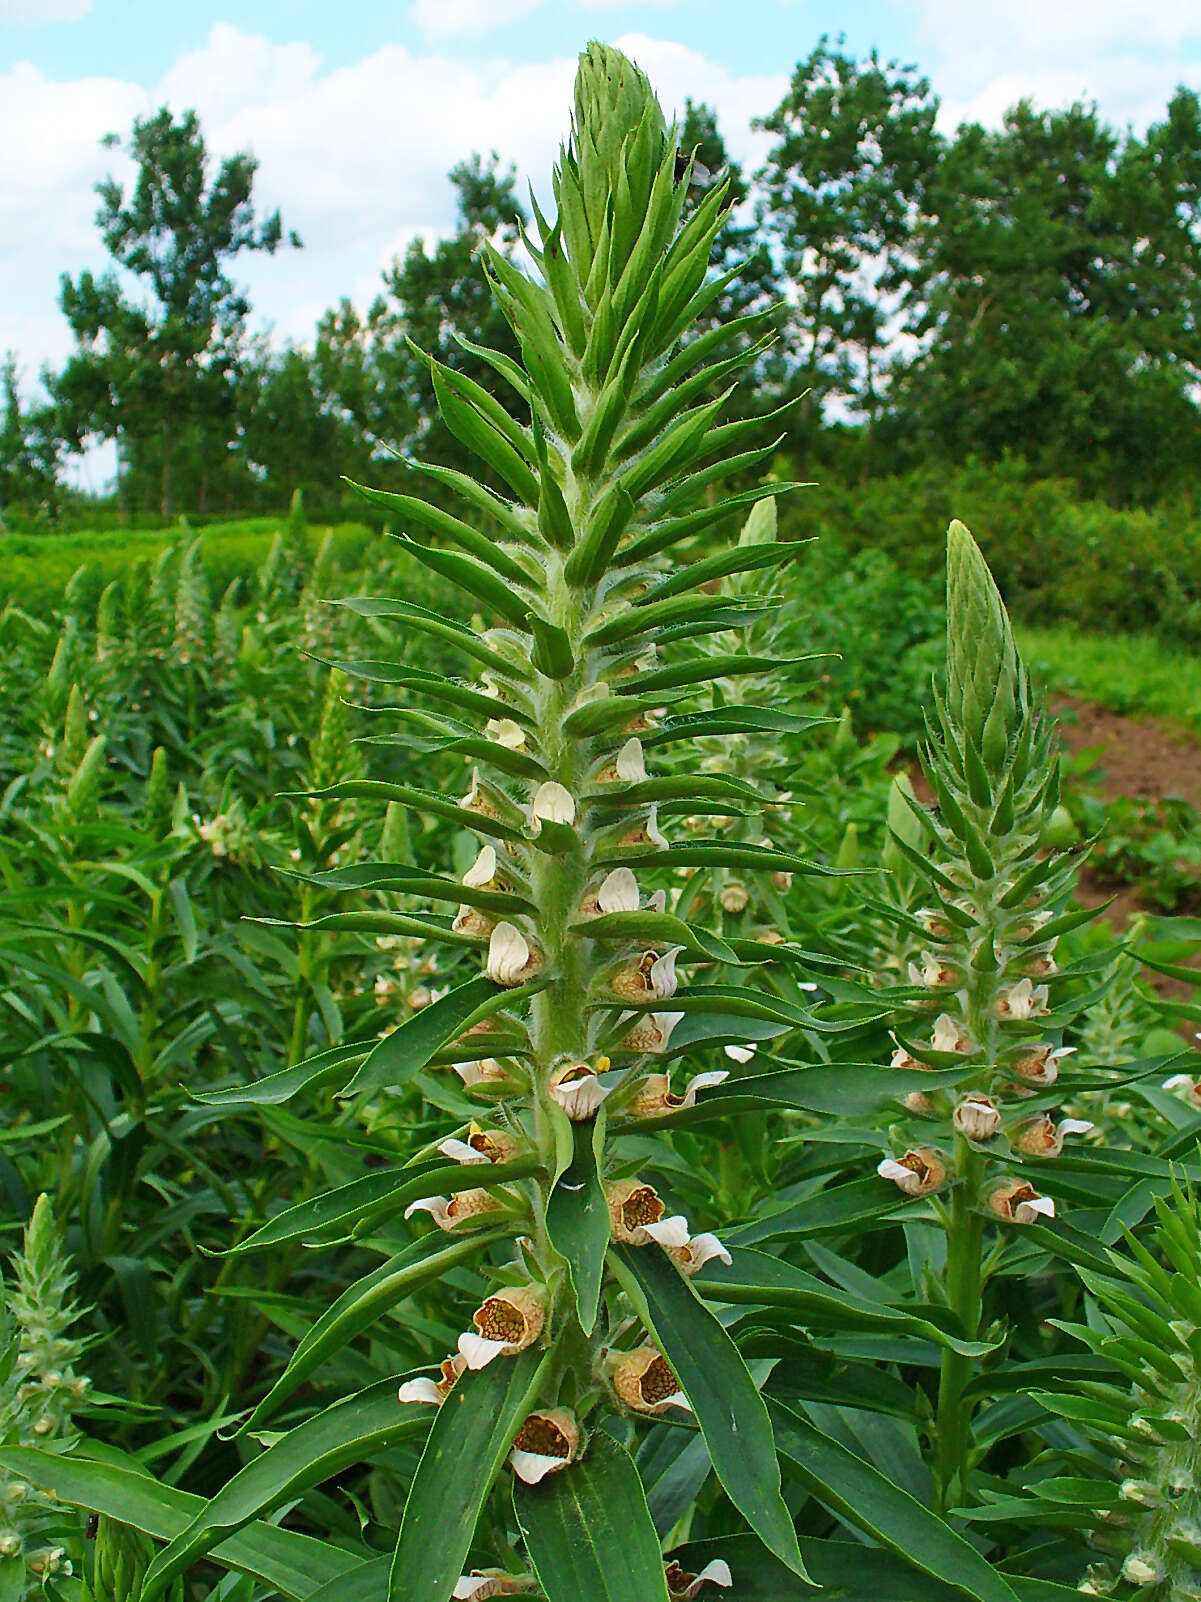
[[1011, 1042, 1074, 1088], [484, 718, 527, 750], [609, 947, 681, 1002], [605, 1180, 691, 1248], [452, 1058, 512, 1090], [486, 922, 541, 986], [1013, 1115, 1094, 1157], [398, 1353, 465, 1406], [723, 1043, 756, 1065], [953, 1095, 1001, 1141], [876, 1148, 947, 1197], [438, 1126, 522, 1166], [597, 737, 648, 784], [403, 1189, 504, 1231], [597, 866, 640, 914], [452, 1572, 535, 1599], [549, 1059, 613, 1120], [718, 881, 749, 913], [607, 1346, 692, 1415], [668, 1234, 733, 1276], [508, 1407, 581, 1484], [989, 1179, 1055, 1224], [665, 1558, 735, 1598], [458, 1285, 546, 1370], [621, 1010, 684, 1053], [626, 1070, 728, 1119]]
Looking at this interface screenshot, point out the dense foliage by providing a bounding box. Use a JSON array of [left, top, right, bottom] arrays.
[[3, 37, 1201, 1602]]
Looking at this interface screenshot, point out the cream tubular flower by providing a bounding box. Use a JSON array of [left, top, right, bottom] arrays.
[[597, 866, 640, 914], [458, 1285, 546, 1370], [530, 781, 576, 831], [932, 1013, 973, 1053], [606, 1179, 691, 1248], [627, 1070, 728, 1119], [989, 1180, 1056, 1224], [1012, 1043, 1074, 1088], [403, 1189, 503, 1230], [438, 1127, 521, 1166], [508, 1407, 581, 1484], [549, 1059, 613, 1120], [995, 977, 1049, 1019], [665, 1559, 735, 1598], [486, 922, 540, 986], [953, 1095, 1001, 1141], [452, 1058, 510, 1090], [621, 1010, 684, 1053], [608, 1346, 692, 1415], [877, 1148, 947, 1197], [616, 737, 647, 782]]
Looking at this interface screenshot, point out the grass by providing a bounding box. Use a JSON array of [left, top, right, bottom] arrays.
[[1018, 624, 1201, 730], [0, 516, 377, 608]]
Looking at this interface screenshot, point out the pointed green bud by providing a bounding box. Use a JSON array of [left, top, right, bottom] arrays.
[[64, 735, 107, 818], [835, 820, 860, 871], [945, 520, 1023, 775], [63, 684, 88, 770], [145, 746, 171, 833]]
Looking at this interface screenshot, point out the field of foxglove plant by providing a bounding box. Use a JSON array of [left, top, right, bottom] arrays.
[[3, 41, 1201, 1602]]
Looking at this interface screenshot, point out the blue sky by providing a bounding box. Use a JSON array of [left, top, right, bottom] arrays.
[[2, 0, 1198, 490]]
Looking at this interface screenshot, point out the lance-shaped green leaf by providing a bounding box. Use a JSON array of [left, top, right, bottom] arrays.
[[768, 1402, 1020, 1602], [243, 1229, 512, 1430], [330, 597, 525, 679], [291, 862, 533, 916], [642, 706, 824, 746], [530, 615, 576, 679], [610, 1245, 806, 1580], [614, 652, 810, 695], [515, 1431, 670, 1602], [196, 1040, 369, 1107], [394, 534, 533, 629], [572, 911, 737, 965], [591, 773, 765, 809], [546, 1115, 609, 1335], [429, 365, 541, 507], [637, 536, 807, 604], [140, 1379, 427, 1600], [340, 975, 533, 1098], [397, 456, 532, 545], [295, 780, 523, 843], [617, 481, 808, 568], [315, 656, 533, 730], [564, 483, 636, 587], [345, 482, 533, 585], [0, 1450, 357, 1601], [390, 1348, 551, 1602], [668, 1063, 976, 1122], [694, 1248, 997, 1356], [226, 1156, 534, 1255]]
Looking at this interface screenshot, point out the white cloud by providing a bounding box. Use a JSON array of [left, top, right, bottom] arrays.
[[910, 0, 1201, 132], [407, 0, 543, 35], [0, 0, 92, 20], [2, 24, 787, 401]]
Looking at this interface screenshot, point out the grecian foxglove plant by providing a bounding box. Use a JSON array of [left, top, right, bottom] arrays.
[[129, 40, 819, 1602], [873, 520, 1117, 1513]]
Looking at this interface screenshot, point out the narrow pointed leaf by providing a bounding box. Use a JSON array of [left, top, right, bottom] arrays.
[[516, 1432, 670, 1602], [545, 1116, 609, 1334], [611, 1245, 806, 1579]]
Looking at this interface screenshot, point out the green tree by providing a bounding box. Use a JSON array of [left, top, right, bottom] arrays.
[[756, 36, 940, 455], [0, 357, 61, 524], [51, 107, 299, 519], [892, 90, 1201, 499]]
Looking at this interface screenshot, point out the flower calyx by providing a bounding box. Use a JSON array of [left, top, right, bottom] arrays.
[[1013, 1114, 1093, 1157], [953, 1094, 1001, 1142]]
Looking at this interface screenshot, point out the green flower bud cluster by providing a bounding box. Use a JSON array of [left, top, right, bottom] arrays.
[[172, 537, 212, 664], [878, 523, 1099, 1220], [0, 1196, 89, 1597], [79, 1517, 183, 1602], [1042, 1183, 1201, 1599]]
